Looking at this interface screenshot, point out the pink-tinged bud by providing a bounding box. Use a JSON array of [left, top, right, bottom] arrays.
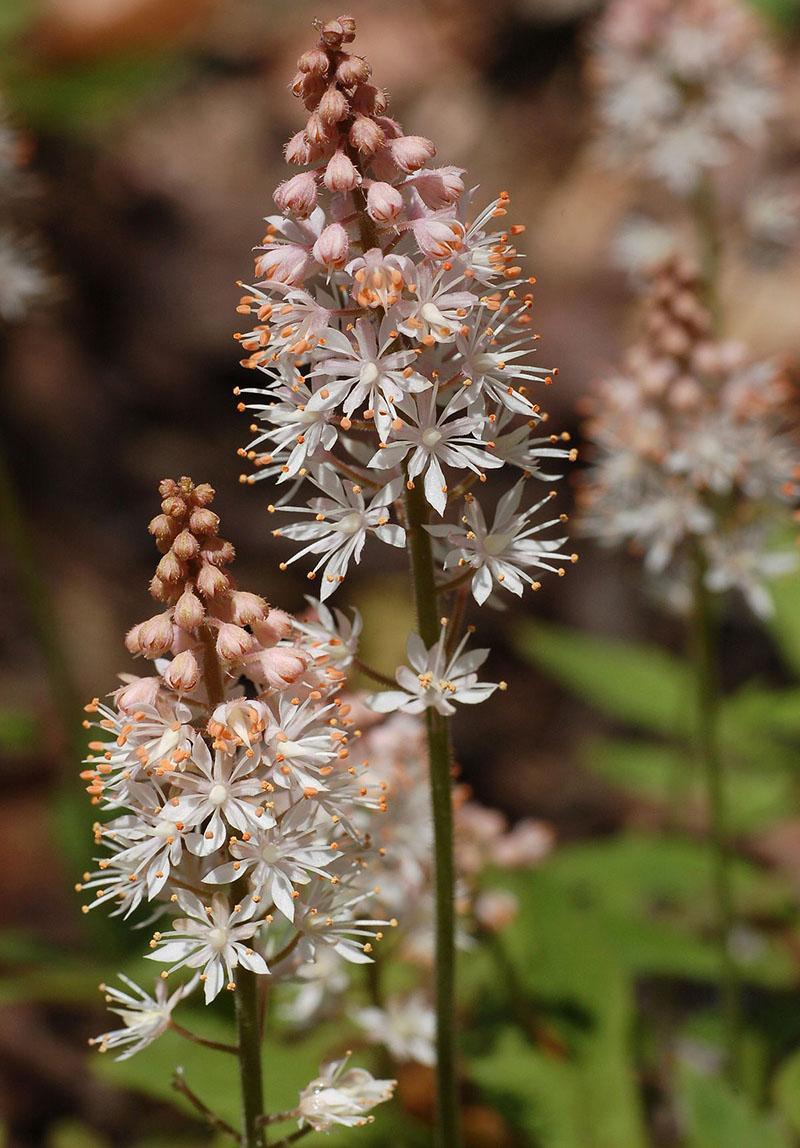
[[193, 483, 215, 506], [366, 181, 403, 223], [246, 646, 308, 690], [474, 889, 519, 932], [252, 608, 294, 646], [305, 111, 332, 148], [297, 46, 330, 76], [149, 575, 170, 603], [216, 623, 255, 663], [318, 85, 349, 124], [337, 14, 357, 41], [156, 550, 184, 584], [412, 166, 465, 210], [188, 507, 219, 535], [114, 675, 161, 712], [492, 820, 554, 867], [312, 222, 350, 269], [172, 529, 200, 561], [174, 587, 205, 631], [374, 115, 402, 140], [290, 70, 326, 107], [350, 83, 386, 116], [320, 17, 348, 47], [274, 172, 318, 218], [229, 590, 270, 626], [163, 649, 200, 693], [349, 115, 384, 156], [201, 536, 235, 567], [324, 150, 360, 192], [161, 494, 188, 518], [284, 130, 312, 165], [197, 562, 230, 598], [148, 513, 177, 543], [389, 134, 436, 173], [335, 53, 370, 87], [138, 612, 175, 657], [125, 622, 144, 654]]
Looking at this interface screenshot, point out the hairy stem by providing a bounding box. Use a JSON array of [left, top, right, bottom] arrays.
[[691, 550, 741, 1085], [403, 477, 462, 1147]]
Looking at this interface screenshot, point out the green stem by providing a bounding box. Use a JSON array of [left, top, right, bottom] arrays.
[[691, 550, 741, 1085], [235, 966, 267, 1148], [403, 478, 462, 1148]]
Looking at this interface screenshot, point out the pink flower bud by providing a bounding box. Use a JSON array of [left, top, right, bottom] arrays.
[[163, 649, 200, 693], [350, 83, 386, 115], [229, 590, 270, 626], [366, 181, 403, 223], [174, 586, 205, 631], [291, 71, 327, 110], [388, 134, 436, 173], [188, 507, 219, 535], [305, 110, 333, 148], [246, 646, 308, 691], [297, 46, 330, 76], [349, 115, 385, 156], [148, 513, 177, 543], [156, 550, 185, 584], [172, 529, 200, 561], [200, 536, 235, 567], [274, 172, 319, 218], [197, 562, 230, 598], [324, 150, 360, 192], [492, 821, 554, 868], [149, 575, 170, 603], [284, 130, 313, 165], [125, 622, 144, 654], [312, 222, 350, 269], [411, 166, 465, 210], [318, 85, 349, 125], [138, 612, 175, 657], [335, 54, 370, 87], [193, 483, 215, 506], [337, 14, 357, 42], [216, 623, 255, 663], [114, 675, 161, 712], [252, 608, 294, 646], [320, 18, 348, 48]]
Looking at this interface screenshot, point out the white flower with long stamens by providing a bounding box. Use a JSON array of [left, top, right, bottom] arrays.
[[368, 629, 502, 716], [430, 484, 576, 605], [297, 1056, 396, 1132], [271, 465, 405, 598], [169, 735, 271, 856], [146, 892, 269, 1004], [453, 303, 552, 417], [395, 263, 475, 345], [369, 387, 501, 515], [90, 975, 198, 1060], [294, 597, 363, 675], [264, 693, 339, 792], [204, 822, 335, 921], [292, 880, 393, 965]]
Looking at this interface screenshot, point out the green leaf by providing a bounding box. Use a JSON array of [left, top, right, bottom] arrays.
[[765, 572, 800, 678], [0, 709, 38, 753], [681, 1065, 790, 1148], [516, 621, 693, 736], [773, 1047, 800, 1135]]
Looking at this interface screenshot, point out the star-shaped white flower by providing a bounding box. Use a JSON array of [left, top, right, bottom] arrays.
[[90, 974, 198, 1060], [297, 1056, 396, 1132], [367, 629, 502, 716]]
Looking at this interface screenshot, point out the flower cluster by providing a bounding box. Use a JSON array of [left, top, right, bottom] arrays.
[[235, 13, 575, 622], [589, 0, 780, 195], [580, 258, 798, 616], [82, 476, 393, 1131]]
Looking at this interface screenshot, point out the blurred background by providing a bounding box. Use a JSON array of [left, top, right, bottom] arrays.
[[3, 0, 800, 1145]]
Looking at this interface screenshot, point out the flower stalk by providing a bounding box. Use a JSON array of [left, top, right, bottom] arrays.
[[403, 478, 461, 1146]]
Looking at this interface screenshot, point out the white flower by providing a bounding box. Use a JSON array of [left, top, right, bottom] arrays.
[[368, 629, 501, 716], [430, 483, 576, 605], [170, 735, 271, 856], [294, 597, 362, 675], [395, 263, 475, 344], [90, 975, 198, 1059], [453, 304, 552, 417], [272, 465, 405, 598], [146, 892, 269, 1003], [264, 693, 339, 792], [297, 1056, 396, 1131], [354, 991, 436, 1066], [369, 386, 501, 515]]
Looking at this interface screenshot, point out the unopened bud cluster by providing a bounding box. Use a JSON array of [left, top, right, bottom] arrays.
[[580, 258, 798, 615]]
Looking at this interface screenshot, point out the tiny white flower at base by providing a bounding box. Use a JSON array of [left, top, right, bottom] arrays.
[[90, 974, 198, 1059], [297, 1056, 396, 1131], [354, 991, 437, 1066], [367, 629, 502, 716]]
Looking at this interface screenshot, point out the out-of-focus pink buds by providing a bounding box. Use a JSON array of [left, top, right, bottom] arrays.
[[366, 181, 403, 223], [313, 222, 350, 269], [474, 889, 519, 932], [252, 608, 294, 646], [163, 649, 201, 692], [351, 83, 387, 115], [389, 135, 436, 173], [228, 590, 270, 627], [324, 150, 360, 192], [492, 820, 554, 867], [174, 586, 205, 631], [216, 623, 255, 663], [349, 115, 385, 156], [274, 172, 319, 218]]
